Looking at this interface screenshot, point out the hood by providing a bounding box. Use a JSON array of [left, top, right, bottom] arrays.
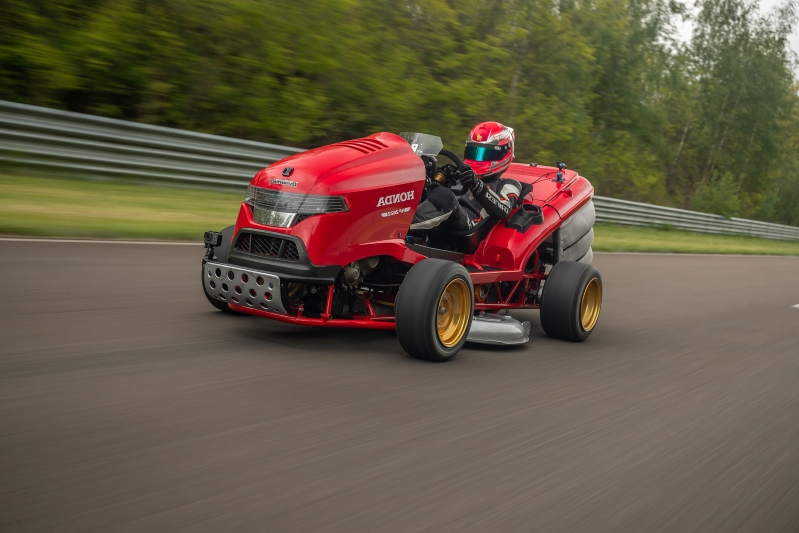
[[251, 132, 423, 196]]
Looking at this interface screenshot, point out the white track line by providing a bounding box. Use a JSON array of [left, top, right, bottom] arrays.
[[0, 237, 201, 245], [792, 304, 799, 309]]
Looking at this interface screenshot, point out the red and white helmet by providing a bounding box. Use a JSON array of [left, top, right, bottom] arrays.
[[463, 121, 515, 178]]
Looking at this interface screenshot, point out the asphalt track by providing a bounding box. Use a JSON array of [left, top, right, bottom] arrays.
[[1, 240, 798, 532]]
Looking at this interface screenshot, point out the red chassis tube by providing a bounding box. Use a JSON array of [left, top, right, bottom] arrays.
[[230, 255, 547, 327], [230, 284, 397, 329], [229, 273, 540, 327], [230, 303, 397, 330], [230, 271, 543, 326]]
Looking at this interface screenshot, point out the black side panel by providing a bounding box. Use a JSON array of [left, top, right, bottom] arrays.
[[207, 225, 235, 263], [406, 243, 465, 263]]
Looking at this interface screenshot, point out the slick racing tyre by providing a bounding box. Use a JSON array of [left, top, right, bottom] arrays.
[[396, 259, 474, 362], [540, 261, 602, 342], [202, 225, 244, 315]]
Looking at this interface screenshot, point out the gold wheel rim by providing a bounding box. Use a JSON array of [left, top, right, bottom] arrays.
[[437, 278, 470, 347], [580, 277, 602, 331]]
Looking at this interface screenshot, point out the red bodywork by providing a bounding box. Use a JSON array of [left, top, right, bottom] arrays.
[[228, 132, 593, 328]]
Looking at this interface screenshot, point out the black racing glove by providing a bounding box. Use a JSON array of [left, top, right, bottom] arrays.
[[456, 164, 484, 195]]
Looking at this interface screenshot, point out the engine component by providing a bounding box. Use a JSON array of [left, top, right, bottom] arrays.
[[343, 263, 361, 286], [343, 257, 381, 287], [474, 284, 490, 302], [286, 282, 307, 300]]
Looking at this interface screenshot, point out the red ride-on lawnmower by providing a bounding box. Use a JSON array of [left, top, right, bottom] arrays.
[[202, 132, 601, 361]]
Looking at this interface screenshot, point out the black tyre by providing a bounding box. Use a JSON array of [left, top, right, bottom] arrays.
[[540, 261, 602, 342], [395, 259, 474, 362], [202, 225, 244, 315]]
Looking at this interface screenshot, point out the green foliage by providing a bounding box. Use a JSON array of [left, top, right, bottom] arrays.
[[690, 172, 741, 217], [1, 0, 798, 224]]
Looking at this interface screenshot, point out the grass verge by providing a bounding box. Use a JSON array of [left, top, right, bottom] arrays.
[[592, 224, 799, 255], [0, 174, 242, 240], [1, 174, 798, 254]]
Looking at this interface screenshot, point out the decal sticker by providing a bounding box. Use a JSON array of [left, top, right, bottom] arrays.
[[282, 167, 294, 177], [377, 190, 415, 207], [381, 207, 411, 218], [270, 178, 298, 187]]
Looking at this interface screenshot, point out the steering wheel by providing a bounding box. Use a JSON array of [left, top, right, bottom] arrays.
[[438, 148, 465, 168]]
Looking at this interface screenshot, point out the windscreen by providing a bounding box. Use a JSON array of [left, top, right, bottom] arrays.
[[399, 132, 443, 156]]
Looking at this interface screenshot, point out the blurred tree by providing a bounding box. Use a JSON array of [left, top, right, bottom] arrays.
[[673, 0, 798, 216], [690, 171, 741, 217], [1, 0, 797, 223]]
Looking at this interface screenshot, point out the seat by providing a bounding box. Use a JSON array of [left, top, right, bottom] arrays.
[[428, 216, 499, 254]]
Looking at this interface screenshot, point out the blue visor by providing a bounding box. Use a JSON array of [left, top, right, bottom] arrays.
[[464, 144, 508, 162]]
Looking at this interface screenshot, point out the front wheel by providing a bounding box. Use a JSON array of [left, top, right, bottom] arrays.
[[540, 261, 602, 342], [395, 259, 474, 362]]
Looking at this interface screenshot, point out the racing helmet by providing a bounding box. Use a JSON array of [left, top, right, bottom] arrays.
[[463, 121, 515, 178]]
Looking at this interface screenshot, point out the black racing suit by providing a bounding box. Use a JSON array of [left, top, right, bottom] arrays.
[[410, 174, 523, 231]]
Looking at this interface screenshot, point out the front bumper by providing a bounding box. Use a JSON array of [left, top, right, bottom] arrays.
[[226, 228, 341, 283], [203, 261, 287, 314], [204, 259, 397, 330]]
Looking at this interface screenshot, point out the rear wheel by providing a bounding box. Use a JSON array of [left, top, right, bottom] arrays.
[[540, 261, 602, 342], [202, 225, 244, 315], [396, 259, 473, 362]]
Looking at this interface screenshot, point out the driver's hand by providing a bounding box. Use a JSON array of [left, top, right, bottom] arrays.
[[456, 164, 483, 194], [455, 164, 475, 184]]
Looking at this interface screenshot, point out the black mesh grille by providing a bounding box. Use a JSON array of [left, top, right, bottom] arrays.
[[234, 232, 300, 262], [233, 233, 251, 253], [252, 235, 282, 257], [284, 242, 300, 261]]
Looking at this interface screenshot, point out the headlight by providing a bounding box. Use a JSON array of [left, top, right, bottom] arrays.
[[244, 184, 256, 204], [245, 185, 348, 227]]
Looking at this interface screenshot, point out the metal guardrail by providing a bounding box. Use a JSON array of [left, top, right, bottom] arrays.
[[0, 100, 300, 187], [2, 100, 799, 240], [593, 197, 799, 241]]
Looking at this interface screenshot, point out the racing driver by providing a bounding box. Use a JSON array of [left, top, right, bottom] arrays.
[[410, 121, 522, 231]]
